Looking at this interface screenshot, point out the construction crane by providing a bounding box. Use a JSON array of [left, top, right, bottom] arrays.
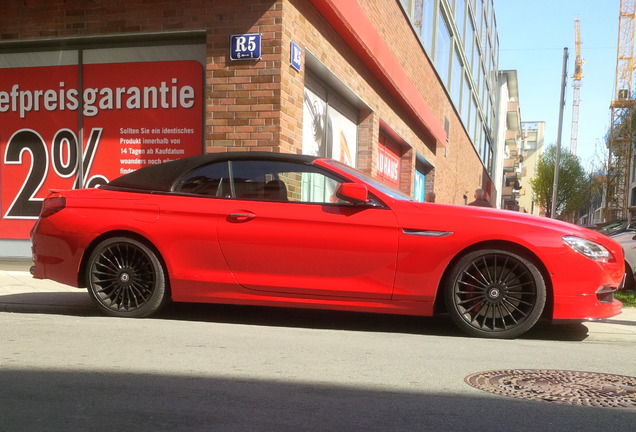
[[570, 16, 583, 155], [605, 0, 636, 222]]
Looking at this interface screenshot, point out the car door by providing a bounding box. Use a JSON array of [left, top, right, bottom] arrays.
[[215, 159, 399, 299]]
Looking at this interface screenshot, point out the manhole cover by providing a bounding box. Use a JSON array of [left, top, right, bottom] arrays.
[[465, 369, 636, 408]]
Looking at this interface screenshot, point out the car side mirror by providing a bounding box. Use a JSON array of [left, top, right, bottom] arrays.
[[336, 183, 369, 205]]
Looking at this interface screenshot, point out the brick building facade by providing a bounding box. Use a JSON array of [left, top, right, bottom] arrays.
[[0, 0, 492, 258]]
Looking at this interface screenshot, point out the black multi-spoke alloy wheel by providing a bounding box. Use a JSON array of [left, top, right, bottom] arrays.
[[444, 249, 546, 339], [86, 237, 168, 317]]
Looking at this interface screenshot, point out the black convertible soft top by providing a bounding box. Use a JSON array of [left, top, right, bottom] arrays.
[[104, 152, 320, 192]]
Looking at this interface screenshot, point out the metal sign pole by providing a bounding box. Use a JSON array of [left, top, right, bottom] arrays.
[[551, 48, 569, 218]]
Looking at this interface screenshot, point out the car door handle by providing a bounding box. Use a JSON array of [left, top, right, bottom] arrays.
[[227, 212, 256, 223]]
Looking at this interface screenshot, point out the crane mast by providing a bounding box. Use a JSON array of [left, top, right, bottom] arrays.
[[605, 0, 636, 222], [570, 17, 583, 155]]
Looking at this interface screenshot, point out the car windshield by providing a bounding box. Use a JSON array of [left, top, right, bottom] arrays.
[[324, 160, 413, 201], [597, 220, 636, 236]]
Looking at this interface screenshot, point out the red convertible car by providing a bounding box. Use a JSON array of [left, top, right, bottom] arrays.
[[30, 152, 624, 338]]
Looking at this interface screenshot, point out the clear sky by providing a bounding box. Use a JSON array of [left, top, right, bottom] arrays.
[[494, 0, 621, 170]]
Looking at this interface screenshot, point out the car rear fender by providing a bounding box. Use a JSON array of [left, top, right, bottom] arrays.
[[78, 230, 169, 290]]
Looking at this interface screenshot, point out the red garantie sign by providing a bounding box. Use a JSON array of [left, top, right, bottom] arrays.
[[0, 60, 203, 239]]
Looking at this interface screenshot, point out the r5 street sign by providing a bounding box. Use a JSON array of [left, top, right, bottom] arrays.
[[230, 33, 261, 61]]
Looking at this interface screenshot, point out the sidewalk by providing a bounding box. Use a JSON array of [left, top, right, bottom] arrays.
[[1, 260, 635, 342], [0, 260, 93, 314]]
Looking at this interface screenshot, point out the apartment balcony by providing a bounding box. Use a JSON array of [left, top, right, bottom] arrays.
[[505, 129, 520, 141], [501, 186, 514, 198], [507, 100, 521, 131], [505, 131, 520, 157], [503, 158, 518, 172], [505, 171, 517, 184]]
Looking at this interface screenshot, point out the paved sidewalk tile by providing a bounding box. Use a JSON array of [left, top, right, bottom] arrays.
[[0, 265, 92, 313]]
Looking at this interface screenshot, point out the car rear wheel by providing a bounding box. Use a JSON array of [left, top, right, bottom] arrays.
[[86, 237, 168, 317], [444, 249, 546, 339]]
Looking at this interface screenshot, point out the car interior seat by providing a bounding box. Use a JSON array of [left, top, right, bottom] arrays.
[[264, 179, 288, 201]]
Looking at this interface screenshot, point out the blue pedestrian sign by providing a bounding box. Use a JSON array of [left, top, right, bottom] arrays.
[[230, 33, 261, 61], [290, 41, 302, 71]]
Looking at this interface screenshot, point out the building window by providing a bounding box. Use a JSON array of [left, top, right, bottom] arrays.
[[455, 0, 466, 40], [481, 12, 488, 49], [474, 0, 483, 37], [461, 75, 471, 129], [451, 46, 463, 108], [481, 67, 488, 108], [399, 0, 415, 16], [421, 0, 435, 53], [474, 113, 482, 153], [472, 42, 481, 92], [436, 12, 452, 87], [465, 18, 475, 74]]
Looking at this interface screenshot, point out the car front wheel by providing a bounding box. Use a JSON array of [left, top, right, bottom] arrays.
[[86, 237, 168, 318], [444, 249, 546, 339], [623, 261, 635, 291]]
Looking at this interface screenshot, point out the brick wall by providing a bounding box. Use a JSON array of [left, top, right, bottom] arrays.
[[205, 1, 284, 153]]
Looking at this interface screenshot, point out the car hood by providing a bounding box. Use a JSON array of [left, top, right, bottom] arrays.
[[610, 231, 636, 244], [399, 201, 617, 249]]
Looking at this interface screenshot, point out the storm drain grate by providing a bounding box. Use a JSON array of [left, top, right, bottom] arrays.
[[465, 369, 636, 408]]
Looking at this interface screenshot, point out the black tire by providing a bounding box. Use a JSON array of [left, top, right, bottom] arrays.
[[623, 261, 635, 292], [86, 237, 168, 318], [444, 249, 546, 339]]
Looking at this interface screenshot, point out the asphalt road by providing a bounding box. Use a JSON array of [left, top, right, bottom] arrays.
[[1, 300, 635, 431]]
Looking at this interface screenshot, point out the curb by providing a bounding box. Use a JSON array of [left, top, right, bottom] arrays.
[[0, 302, 95, 315]]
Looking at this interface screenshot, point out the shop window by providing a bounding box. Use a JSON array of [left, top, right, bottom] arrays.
[[0, 34, 205, 241], [377, 132, 402, 189], [302, 73, 358, 167], [414, 154, 434, 202]]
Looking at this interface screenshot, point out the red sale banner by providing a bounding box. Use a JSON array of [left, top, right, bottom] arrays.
[[0, 60, 203, 239], [377, 142, 401, 189]]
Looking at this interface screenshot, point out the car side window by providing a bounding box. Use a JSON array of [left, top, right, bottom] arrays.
[[173, 162, 229, 196], [173, 159, 346, 204], [229, 160, 343, 204]]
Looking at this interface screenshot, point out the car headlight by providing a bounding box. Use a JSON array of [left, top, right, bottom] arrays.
[[563, 236, 613, 262]]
